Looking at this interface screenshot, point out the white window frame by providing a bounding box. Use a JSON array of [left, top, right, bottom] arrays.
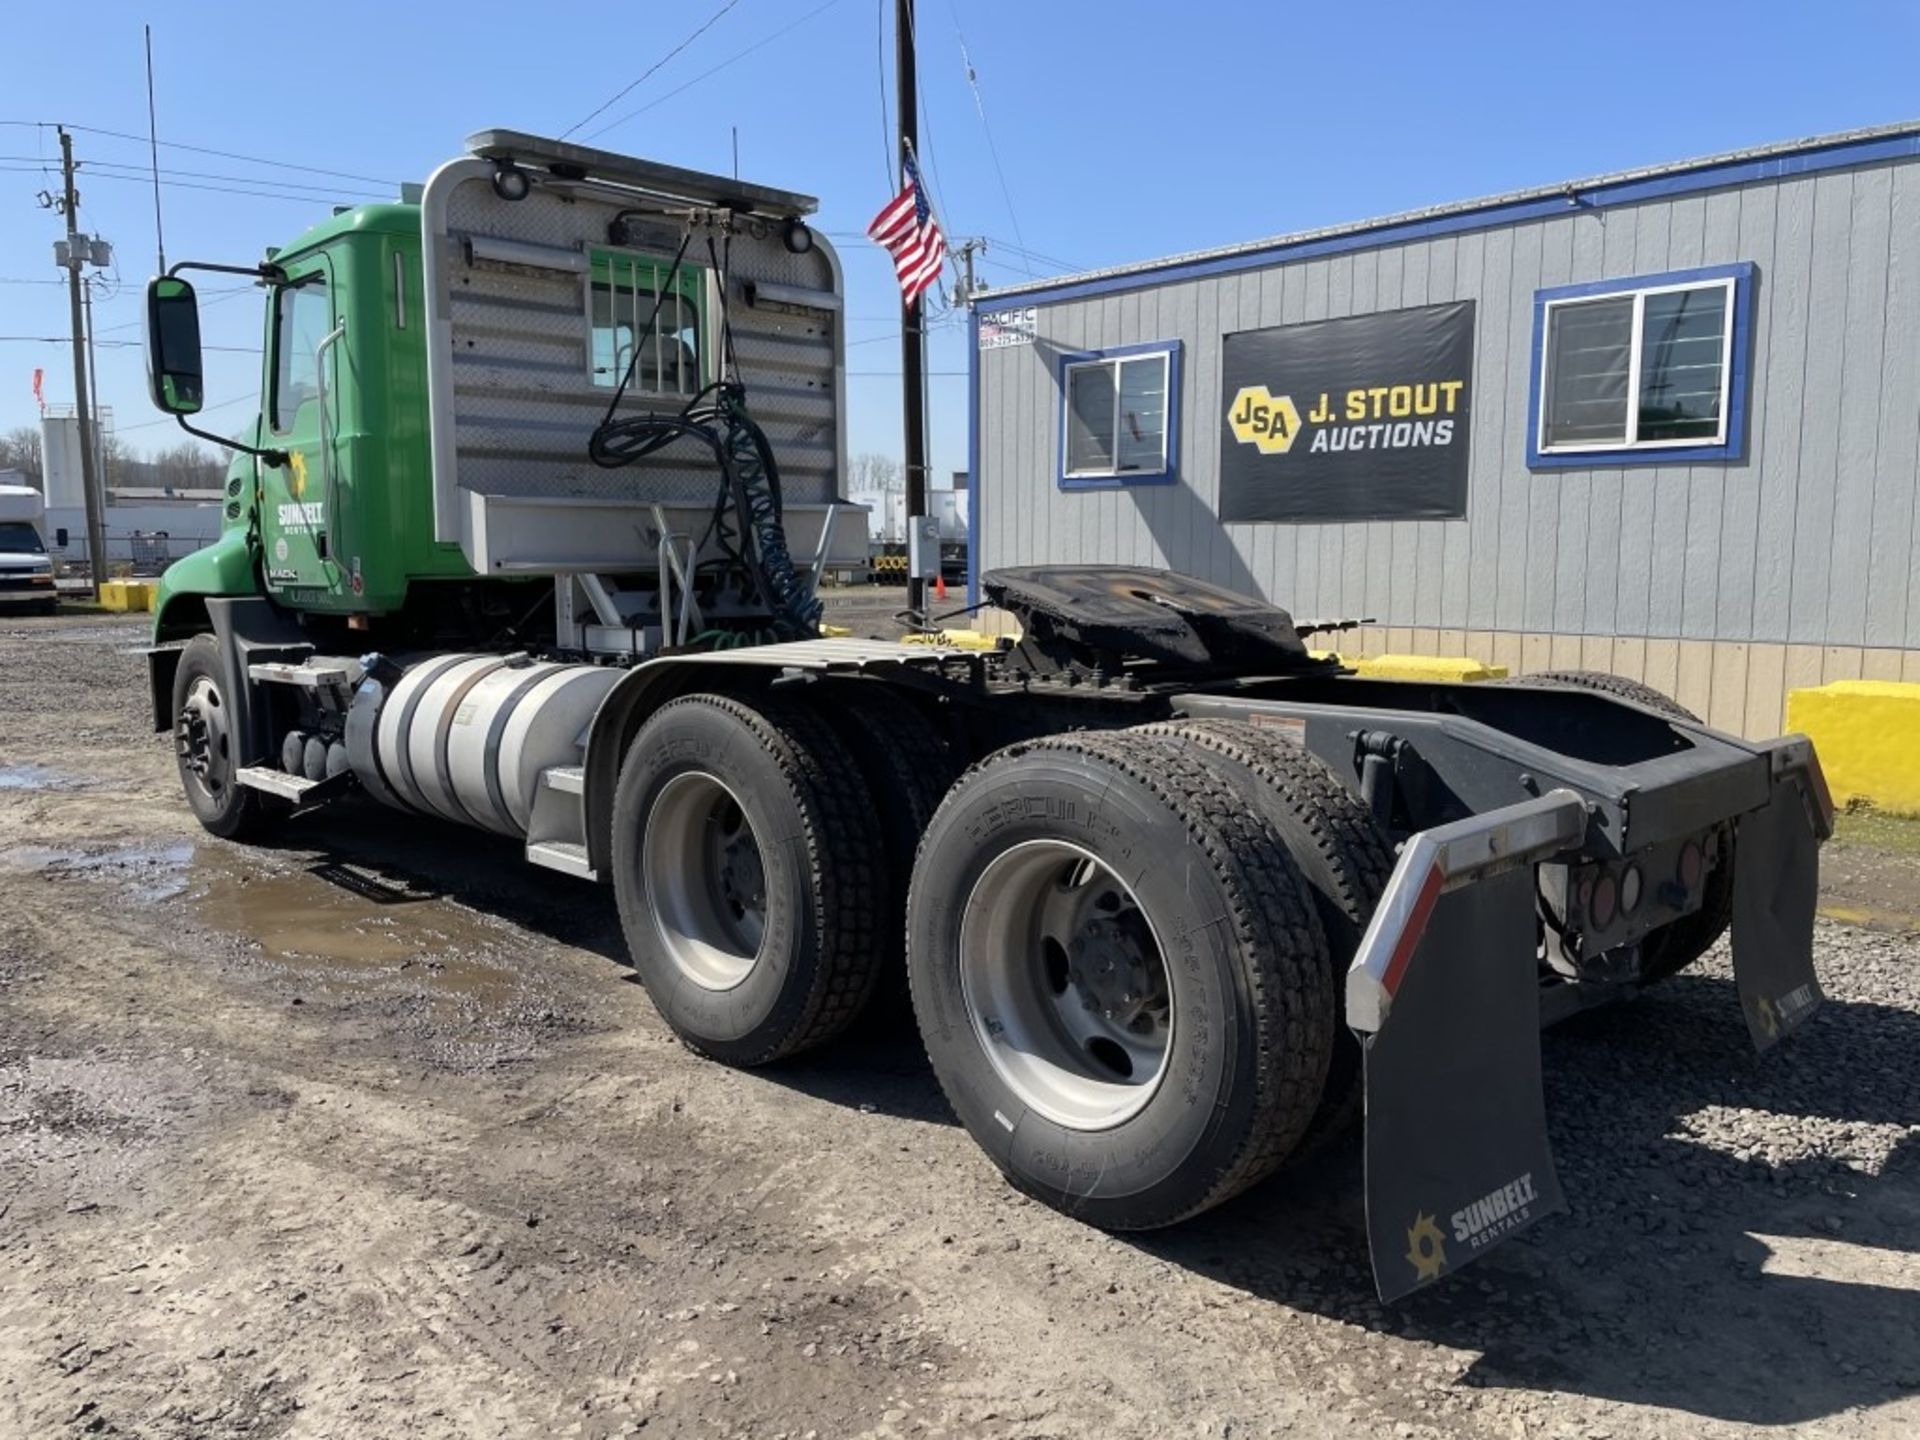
[[1062, 349, 1173, 480], [1536, 275, 1737, 457]]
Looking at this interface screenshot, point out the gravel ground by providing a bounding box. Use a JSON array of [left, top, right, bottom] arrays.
[[2, 607, 1918, 1440]]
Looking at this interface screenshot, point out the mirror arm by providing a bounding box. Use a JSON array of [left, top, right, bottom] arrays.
[[159, 259, 289, 467], [167, 259, 289, 286], [171, 414, 287, 469]]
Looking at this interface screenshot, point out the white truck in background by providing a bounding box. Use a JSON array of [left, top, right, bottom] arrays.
[[0, 483, 58, 615]]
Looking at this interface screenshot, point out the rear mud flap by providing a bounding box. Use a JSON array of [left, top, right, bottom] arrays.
[[1732, 738, 1831, 1052], [1346, 791, 1585, 1302]]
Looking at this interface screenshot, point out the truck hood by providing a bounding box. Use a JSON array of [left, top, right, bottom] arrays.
[[0, 553, 53, 572]]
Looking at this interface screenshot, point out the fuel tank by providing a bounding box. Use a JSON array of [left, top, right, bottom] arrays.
[[346, 653, 620, 836]]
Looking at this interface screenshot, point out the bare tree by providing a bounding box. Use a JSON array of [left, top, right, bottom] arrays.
[[848, 451, 903, 494], [0, 426, 42, 484], [150, 441, 225, 493]]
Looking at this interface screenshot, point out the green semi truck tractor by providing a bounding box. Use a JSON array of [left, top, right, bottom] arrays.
[[143, 131, 1833, 1300]]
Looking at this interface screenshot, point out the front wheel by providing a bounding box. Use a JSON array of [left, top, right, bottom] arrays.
[[172, 632, 281, 841], [908, 730, 1334, 1231]]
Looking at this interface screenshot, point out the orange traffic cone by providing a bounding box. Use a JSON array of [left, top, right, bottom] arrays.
[[934, 572, 948, 602]]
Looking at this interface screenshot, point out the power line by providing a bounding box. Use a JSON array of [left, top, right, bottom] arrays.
[[583, 0, 848, 142], [66, 122, 400, 188], [0, 154, 389, 202], [874, 0, 895, 190], [0, 163, 378, 208], [563, 0, 745, 139], [946, 3, 1031, 278], [115, 394, 254, 431], [0, 336, 259, 353]]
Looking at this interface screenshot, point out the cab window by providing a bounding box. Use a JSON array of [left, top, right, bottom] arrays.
[[271, 275, 333, 433], [588, 250, 704, 397]]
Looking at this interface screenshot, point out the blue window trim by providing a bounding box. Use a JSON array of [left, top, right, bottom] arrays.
[[1525, 262, 1755, 469], [1055, 339, 1182, 491]]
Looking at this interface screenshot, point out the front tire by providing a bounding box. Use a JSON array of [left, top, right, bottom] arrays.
[[908, 730, 1333, 1230], [172, 632, 281, 841], [612, 692, 884, 1065]]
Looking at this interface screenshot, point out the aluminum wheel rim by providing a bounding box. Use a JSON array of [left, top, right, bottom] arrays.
[[176, 674, 232, 804], [642, 771, 767, 991], [959, 840, 1173, 1131]]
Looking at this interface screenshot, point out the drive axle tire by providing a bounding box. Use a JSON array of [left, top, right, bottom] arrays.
[[907, 730, 1333, 1231], [171, 632, 283, 842], [1137, 719, 1391, 1150], [819, 682, 959, 1014], [1515, 669, 1732, 982], [612, 692, 883, 1066]]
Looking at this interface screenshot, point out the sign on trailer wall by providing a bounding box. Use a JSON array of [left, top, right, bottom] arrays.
[[1218, 301, 1475, 522]]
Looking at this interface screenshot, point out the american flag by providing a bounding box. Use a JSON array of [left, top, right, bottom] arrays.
[[867, 153, 947, 308]]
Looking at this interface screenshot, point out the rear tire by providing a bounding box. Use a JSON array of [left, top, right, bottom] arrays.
[[818, 682, 959, 1016], [908, 729, 1333, 1230], [1136, 719, 1391, 1150], [612, 692, 884, 1065], [1515, 669, 1732, 981], [172, 632, 283, 841]]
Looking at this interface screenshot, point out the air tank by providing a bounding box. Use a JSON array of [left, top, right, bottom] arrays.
[[346, 653, 620, 837]]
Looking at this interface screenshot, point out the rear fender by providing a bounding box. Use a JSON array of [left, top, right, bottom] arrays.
[[1346, 790, 1586, 1301]]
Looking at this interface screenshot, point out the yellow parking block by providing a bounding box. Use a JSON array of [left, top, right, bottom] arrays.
[[1787, 680, 1920, 816], [1317, 651, 1508, 682], [100, 579, 154, 613]]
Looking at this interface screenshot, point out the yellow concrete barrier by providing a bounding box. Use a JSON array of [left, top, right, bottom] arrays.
[[1317, 651, 1509, 682], [99, 579, 154, 613], [1786, 680, 1920, 816], [901, 627, 1003, 651]]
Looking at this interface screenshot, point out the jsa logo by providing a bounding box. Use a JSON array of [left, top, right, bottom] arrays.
[[1227, 386, 1303, 455]]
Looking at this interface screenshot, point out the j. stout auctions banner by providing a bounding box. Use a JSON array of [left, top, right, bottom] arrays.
[[1219, 301, 1475, 522]]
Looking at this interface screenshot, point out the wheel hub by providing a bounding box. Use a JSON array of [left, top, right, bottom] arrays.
[[642, 771, 768, 991], [1068, 914, 1158, 1029], [959, 841, 1175, 1131]]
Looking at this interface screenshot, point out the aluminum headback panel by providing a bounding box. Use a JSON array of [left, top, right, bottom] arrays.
[[421, 138, 847, 575]]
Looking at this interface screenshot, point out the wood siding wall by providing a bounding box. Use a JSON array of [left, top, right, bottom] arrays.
[[976, 158, 1920, 656]]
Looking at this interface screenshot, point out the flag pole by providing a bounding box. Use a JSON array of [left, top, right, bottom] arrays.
[[895, 0, 929, 619]]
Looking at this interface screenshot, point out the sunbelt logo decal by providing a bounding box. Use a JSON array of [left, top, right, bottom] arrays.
[[1406, 1171, 1542, 1285]]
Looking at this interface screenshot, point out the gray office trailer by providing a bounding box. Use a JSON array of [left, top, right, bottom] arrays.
[[967, 122, 1920, 737]]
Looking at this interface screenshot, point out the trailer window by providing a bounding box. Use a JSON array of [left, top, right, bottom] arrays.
[[588, 250, 704, 397], [1058, 341, 1180, 489], [1530, 264, 1753, 467], [270, 275, 333, 434]]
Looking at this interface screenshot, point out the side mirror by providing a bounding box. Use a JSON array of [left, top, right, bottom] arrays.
[[145, 276, 205, 415]]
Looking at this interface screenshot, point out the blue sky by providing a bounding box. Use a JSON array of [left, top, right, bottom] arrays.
[[3, 0, 1917, 488]]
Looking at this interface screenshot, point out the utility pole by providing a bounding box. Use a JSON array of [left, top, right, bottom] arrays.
[[895, 0, 928, 616], [952, 237, 987, 305], [55, 127, 107, 599]]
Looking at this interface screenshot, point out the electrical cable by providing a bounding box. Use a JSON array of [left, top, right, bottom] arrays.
[[585, 229, 819, 641], [562, 0, 744, 139]]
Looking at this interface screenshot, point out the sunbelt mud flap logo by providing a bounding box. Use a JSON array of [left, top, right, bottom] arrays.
[[1406, 1171, 1542, 1285]]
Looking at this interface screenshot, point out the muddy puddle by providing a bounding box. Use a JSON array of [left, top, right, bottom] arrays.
[[0, 839, 196, 901], [0, 762, 90, 792], [185, 851, 528, 1009], [3, 836, 528, 1007]]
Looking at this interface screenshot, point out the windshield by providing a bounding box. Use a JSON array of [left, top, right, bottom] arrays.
[[0, 521, 45, 554]]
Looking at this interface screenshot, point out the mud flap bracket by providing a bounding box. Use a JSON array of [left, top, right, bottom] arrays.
[[1347, 789, 1586, 1301]]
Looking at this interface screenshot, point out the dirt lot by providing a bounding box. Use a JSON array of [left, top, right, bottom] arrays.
[[3, 605, 1919, 1440]]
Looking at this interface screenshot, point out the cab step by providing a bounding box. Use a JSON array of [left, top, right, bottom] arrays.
[[526, 840, 596, 880], [234, 765, 351, 806]]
